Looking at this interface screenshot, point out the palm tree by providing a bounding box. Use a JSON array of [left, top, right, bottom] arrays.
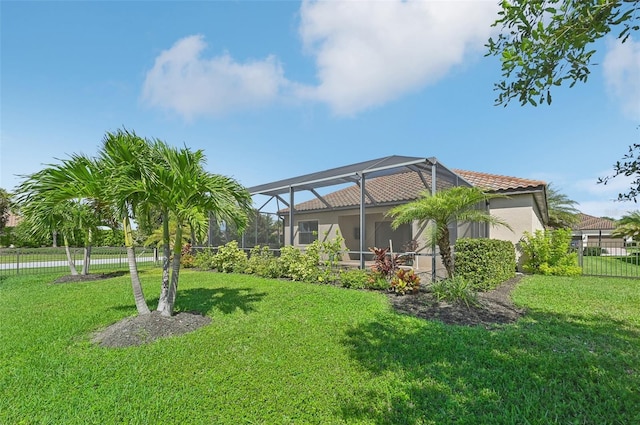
[[612, 211, 640, 239], [388, 186, 512, 278], [546, 183, 580, 229], [14, 155, 105, 276], [150, 141, 253, 317], [97, 129, 156, 315]]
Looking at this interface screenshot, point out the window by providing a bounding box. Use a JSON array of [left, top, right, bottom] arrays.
[[298, 220, 318, 245]]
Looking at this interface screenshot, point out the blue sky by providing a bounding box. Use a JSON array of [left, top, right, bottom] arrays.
[[1, 0, 639, 218]]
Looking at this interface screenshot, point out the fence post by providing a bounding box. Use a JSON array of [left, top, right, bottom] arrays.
[[16, 249, 20, 275], [578, 237, 583, 269]]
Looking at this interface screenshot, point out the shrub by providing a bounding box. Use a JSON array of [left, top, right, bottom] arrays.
[[339, 268, 369, 289], [368, 247, 399, 278], [390, 268, 420, 295], [246, 245, 281, 278], [180, 243, 195, 268], [212, 241, 248, 273], [279, 245, 319, 282], [193, 248, 217, 270], [431, 276, 479, 307], [520, 229, 582, 276], [317, 231, 347, 284], [366, 272, 391, 291], [454, 238, 516, 291]]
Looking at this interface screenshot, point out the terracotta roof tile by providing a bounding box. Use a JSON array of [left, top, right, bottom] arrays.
[[289, 169, 545, 212], [573, 213, 616, 230], [453, 169, 545, 192]]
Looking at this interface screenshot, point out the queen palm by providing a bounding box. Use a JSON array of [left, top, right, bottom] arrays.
[[149, 141, 253, 316], [388, 186, 512, 278], [612, 211, 640, 239], [546, 183, 580, 229]]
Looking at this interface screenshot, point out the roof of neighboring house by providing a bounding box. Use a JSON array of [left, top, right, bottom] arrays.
[[287, 169, 547, 213], [572, 213, 616, 231]]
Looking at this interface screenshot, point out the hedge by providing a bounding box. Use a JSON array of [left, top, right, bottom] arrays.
[[454, 238, 516, 291]]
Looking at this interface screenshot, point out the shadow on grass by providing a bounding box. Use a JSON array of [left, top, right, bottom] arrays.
[[110, 287, 267, 317], [176, 287, 267, 315], [340, 311, 640, 424]]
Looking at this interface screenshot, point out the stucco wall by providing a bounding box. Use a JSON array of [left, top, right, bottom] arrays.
[[487, 194, 544, 246]]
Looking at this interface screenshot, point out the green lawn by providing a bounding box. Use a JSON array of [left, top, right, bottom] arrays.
[[1, 271, 638, 424], [582, 254, 640, 278]]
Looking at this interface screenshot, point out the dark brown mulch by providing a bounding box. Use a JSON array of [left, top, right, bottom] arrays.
[[92, 311, 212, 348], [387, 274, 526, 328], [53, 271, 127, 284]]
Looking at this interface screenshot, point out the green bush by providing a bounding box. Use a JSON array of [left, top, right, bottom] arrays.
[[431, 276, 479, 307], [520, 229, 582, 276], [454, 238, 516, 291], [212, 241, 248, 273], [246, 245, 281, 278], [339, 268, 369, 289], [366, 272, 391, 291], [279, 245, 319, 282], [193, 248, 217, 270]]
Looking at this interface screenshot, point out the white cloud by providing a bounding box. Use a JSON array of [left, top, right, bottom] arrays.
[[574, 199, 635, 220], [141, 35, 287, 119], [603, 37, 640, 120], [568, 171, 639, 219], [297, 0, 499, 115], [142, 2, 499, 119]]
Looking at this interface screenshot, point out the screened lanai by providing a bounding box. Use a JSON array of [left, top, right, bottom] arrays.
[[247, 155, 472, 270]]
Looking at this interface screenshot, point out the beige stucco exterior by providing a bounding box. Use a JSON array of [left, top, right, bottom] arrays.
[[487, 194, 546, 246], [282, 191, 545, 276]]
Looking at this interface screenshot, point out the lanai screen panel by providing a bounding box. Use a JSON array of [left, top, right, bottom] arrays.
[[246, 155, 471, 269]]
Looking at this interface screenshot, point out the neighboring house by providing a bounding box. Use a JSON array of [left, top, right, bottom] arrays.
[[248, 156, 548, 276], [571, 213, 623, 251]]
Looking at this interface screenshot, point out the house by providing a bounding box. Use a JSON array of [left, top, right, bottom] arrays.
[[248, 156, 548, 277], [571, 213, 626, 254]]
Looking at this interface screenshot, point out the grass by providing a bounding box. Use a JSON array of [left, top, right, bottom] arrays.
[[581, 254, 640, 278], [1, 271, 639, 424]]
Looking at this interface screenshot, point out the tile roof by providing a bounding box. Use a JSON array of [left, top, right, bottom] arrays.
[[453, 169, 545, 192], [573, 213, 616, 231], [288, 169, 546, 212]]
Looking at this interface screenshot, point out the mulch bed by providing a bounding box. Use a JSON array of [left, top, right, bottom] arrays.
[[387, 274, 526, 328]]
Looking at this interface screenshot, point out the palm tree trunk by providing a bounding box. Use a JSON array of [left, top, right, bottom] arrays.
[[124, 217, 150, 315], [161, 223, 183, 317], [63, 234, 79, 276], [157, 210, 171, 313], [81, 229, 92, 275], [82, 245, 92, 275], [437, 227, 454, 278]]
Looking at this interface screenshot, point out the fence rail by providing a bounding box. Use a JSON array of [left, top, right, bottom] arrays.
[[0, 247, 159, 276], [576, 240, 640, 278]]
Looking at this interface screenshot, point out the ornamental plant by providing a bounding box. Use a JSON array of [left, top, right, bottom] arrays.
[[390, 268, 420, 295], [520, 228, 581, 276]]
